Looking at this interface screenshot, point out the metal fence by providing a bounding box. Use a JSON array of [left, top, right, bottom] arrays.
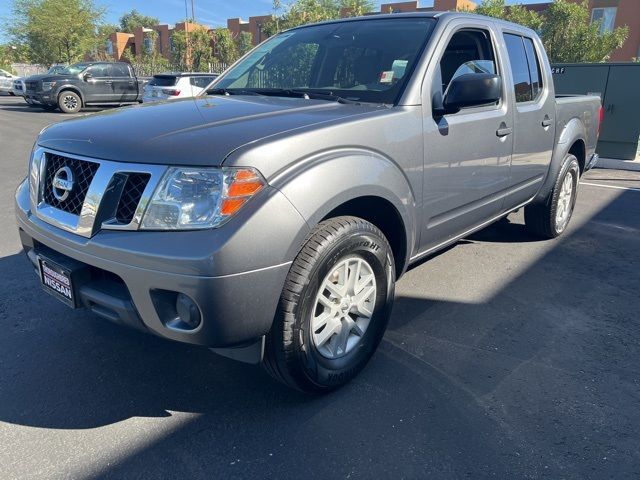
[[129, 62, 228, 78], [11, 63, 48, 77]]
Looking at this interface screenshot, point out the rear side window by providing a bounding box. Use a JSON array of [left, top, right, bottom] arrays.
[[504, 34, 544, 103], [523, 37, 543, 99], [189, 76, 216, 88], [150, 76, 177, 87]]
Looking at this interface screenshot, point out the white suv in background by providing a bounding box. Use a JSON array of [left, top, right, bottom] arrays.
[[142, 72, 218, 103], [0, 69, 17, 94]]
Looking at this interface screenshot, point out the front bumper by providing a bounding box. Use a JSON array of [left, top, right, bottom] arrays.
[[24, 92, 55, 106], [15, 178, 308, 348]]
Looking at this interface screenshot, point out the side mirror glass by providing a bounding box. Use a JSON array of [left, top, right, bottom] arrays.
[[440, 73, 502, 115]]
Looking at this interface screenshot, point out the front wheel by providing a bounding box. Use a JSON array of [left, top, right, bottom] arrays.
[[524, 153, 580, 239], [58, 91, 82, 113], [263, 216, 395, 393]]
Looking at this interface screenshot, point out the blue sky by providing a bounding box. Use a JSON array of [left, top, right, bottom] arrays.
[[1, 0, 550, 43]]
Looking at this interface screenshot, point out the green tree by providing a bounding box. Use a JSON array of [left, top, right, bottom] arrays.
[[212, 28, 237, 65], [235, 31, 254, 57], [466, 0, 542, 30], [7, 0, 105, 65], [467, 0, 628, 63], [171, 28, 214, 70], [340, 0, 375, 18], [541, 0, 628, 63], [118, 9, 159, 33]]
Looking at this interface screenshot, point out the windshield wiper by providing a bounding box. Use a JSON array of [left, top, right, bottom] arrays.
[[241, 88, 360, 104], [207, 88, 263, 96]]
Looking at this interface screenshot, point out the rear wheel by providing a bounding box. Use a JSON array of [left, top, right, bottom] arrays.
[[263, 216, 395, 393], [58, 91, 81, 114], [524, 153, 579, 239]]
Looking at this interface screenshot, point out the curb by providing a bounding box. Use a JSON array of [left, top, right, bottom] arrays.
[[594, 157, 640, 172]]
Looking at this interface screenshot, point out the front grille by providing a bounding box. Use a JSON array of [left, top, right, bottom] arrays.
[[115, 173, 151, 224], [25, 81, 38, 92], [43, 153, 99, 215]]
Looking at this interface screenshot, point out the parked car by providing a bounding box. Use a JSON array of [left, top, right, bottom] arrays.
[[0, 68, 17, 94], [143, 72, 218, 103], [23, 61, 146, 113], [15, 13, 602, 393]]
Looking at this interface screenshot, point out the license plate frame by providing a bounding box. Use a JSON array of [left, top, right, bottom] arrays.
[[38, 256, 77, 308]]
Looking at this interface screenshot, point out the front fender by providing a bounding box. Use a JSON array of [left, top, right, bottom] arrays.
[[534, 117, 586, 204], [269, 149, 417, 265]]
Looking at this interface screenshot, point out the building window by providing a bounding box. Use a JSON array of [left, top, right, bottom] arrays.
[[106, 39, 114, 55], [591, 7, 617, 34], [143, 37, 153, 54]]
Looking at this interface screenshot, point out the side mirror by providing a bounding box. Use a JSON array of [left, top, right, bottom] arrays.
[[440, 73, 502, 115], [83, 72, 93, 81]]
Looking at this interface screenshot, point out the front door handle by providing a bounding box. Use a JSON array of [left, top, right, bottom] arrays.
[[542, 116, 553, 127], [496, 126, 512, 137]]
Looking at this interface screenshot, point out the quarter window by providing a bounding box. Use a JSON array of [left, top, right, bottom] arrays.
[[523, 37, 543, 99]]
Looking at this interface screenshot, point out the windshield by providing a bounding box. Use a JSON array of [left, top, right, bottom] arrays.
[[60, 63, 90, 75], [211, 18, 436, 104]]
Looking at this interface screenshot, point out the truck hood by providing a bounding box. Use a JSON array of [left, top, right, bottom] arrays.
[[37, 96, 383, 166]]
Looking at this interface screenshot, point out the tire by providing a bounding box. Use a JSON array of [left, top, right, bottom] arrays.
[[263, 216, 396, 393], [58, 90, 82, 113], [524, 154, 580, 239]]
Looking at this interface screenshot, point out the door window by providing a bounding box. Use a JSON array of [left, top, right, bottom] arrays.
[[109, 64, 130, 77], [87, 65, 108, 77], [504, 34, 544, 103], [433, 29, 499, 111], [504, 34, 533, 103]]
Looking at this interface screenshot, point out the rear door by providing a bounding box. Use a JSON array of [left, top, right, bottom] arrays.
[[501, 32, 555, 206], [109, 63, 137, 102], [420, 20, 513, 252]]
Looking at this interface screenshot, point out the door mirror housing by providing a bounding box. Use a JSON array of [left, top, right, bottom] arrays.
[[83, 72, 93, 81], [439, 73, 502, 115]]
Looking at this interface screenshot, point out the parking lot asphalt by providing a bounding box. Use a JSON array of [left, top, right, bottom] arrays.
[[1, 94, 639, 480]]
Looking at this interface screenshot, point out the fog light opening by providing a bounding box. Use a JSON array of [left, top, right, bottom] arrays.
[[175, 293, 202, 330]]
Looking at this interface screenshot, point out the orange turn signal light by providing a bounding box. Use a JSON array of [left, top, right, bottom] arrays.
[[220, 168, 265, 217]]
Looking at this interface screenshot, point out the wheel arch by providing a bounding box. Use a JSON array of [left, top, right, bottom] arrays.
[[56, 86, 84, 105], [534, 118, 587, 204], [321, 196, 408, 278], [272, 151, 418, 277]]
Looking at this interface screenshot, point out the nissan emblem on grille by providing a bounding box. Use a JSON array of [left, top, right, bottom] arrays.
[[52, 166, 74, 201]]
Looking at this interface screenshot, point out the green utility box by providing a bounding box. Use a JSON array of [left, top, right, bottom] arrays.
[[551, 63, 640, 160]]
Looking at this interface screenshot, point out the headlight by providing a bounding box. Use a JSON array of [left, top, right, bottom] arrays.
[[141, 167, 266, 230], [42, 81, 56, 91]]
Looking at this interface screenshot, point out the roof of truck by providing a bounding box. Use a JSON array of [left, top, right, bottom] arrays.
[[287, 11, 536, 36]]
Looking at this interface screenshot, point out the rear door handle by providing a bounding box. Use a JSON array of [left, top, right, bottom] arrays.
[[104, 80, 113, 85], [496, 127, 512, 137]]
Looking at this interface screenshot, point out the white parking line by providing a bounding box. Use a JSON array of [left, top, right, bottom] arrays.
[[580, 182, 640, 193]]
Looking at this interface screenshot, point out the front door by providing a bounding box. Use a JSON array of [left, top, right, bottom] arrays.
[[420, 22, 513, 253], [82, 64, 112, 103], [502, 32, 555, 205]]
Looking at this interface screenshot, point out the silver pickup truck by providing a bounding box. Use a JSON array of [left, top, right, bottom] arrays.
[[15, 13, 601, 393]]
